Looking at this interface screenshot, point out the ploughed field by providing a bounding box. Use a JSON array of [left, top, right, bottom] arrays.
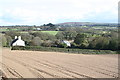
[[0, 48, 118, 78]]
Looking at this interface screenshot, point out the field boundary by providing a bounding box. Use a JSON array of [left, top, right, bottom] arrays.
[[11, 46, 118, 54]]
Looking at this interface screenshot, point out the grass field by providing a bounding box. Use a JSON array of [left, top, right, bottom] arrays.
[[20, 31, 59, 35], [0, 28, 20, 31], [41, 31, 59, 35]]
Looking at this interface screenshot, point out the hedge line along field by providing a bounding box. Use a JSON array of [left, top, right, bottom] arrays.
[[1, 48, 118, 78], [11, 46, 117, 54]]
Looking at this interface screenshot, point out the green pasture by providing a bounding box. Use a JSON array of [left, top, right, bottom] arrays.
[[41, 31, 59, 35], [19, 31, 59, 36], [0, 28, 22, 31]]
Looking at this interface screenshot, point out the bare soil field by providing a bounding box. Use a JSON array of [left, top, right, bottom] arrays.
[[0, 48, 118, 78]]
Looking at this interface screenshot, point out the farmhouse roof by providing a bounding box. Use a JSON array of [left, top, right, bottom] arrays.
[[11, 38, 18, 46]]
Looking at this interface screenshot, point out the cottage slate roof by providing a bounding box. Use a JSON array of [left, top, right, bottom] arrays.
[[11, 38, 18, 46]]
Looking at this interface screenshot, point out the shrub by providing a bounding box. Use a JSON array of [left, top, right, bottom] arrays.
[[1, 35, 7, 47], [58, 43, 67, 48], [41, 41, 53, 47], [71, 42, 78, 48]]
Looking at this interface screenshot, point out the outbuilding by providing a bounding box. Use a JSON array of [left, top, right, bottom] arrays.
[[61, 40, 71, 47]]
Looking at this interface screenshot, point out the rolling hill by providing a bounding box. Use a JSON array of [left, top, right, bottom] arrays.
[[55, 22, 118, 27]]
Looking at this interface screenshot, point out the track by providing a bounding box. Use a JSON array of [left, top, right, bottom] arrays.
[[0, 48, 118, 78]]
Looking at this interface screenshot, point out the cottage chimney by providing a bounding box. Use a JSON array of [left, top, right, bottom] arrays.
[[18, 36, 21, 40], [15, 36, 17, 39]]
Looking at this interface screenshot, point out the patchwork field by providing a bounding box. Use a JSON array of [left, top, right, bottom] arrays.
[[0, 48, 118, 78]]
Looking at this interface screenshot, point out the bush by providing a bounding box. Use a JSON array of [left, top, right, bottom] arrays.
[[1, 35, 7, 47], [30, 37, 42, 46], [41, 41, 53, 47], [71, 43, 78, 48], [58, 43, 67, 48], [11, 46, 25, 50]]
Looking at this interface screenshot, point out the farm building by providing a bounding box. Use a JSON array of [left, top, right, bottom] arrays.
[[61, 40, 71, 47], [36, 28, 42, 31], [11, 36, 25, 46]]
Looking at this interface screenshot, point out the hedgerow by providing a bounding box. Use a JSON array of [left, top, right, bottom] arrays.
[[11, 46, 117, 54]]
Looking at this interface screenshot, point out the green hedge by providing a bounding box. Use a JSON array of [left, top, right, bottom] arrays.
[[11, 46, 118, 54]]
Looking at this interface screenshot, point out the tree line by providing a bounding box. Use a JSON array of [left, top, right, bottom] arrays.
[[1, 28, 119, 51]]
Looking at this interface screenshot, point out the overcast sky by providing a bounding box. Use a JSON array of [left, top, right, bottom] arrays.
[[0, 0, 119, 25]]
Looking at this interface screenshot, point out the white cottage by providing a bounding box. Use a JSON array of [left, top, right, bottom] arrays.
[[11, 36, 25, 46]]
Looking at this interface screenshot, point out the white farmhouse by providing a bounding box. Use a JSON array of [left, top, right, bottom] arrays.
[[11, 36, 25, 46]]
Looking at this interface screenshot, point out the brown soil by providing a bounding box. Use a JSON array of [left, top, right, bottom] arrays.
[[0, 48, 118, 78]]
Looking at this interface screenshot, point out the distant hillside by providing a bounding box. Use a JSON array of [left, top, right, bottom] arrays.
[[55, 22, 118, 27], [0, 22, 118, 28]]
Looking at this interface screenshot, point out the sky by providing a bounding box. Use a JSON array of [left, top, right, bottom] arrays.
[[0, 0, 119, 26]]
